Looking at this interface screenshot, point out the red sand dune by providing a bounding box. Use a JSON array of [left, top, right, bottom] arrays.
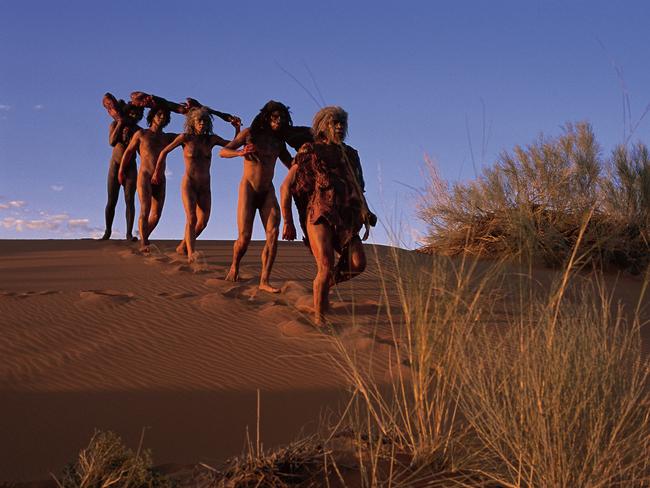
[[0, 239, 647, 484]]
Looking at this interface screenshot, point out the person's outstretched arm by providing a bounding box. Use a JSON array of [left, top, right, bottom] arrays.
[[219, 128, 254, 159], [152, 134, 185, 184]]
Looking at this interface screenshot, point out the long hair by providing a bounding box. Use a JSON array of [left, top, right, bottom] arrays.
[[146, 107, 171, 128], [249, 100, 292, 143], [312, 106, 348, 143], [184, 107, 213, 135]]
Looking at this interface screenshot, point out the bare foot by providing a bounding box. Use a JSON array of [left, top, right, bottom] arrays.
[[259, 282, 281, 294], [187, 252, 197, 264], [140, 244, 150, 253], [100, 230, 111, 240], [225, 267, 239, 282], [176, 241, 187, 255], [127, 235, 138, 242]]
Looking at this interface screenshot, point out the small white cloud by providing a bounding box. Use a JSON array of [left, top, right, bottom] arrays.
[[67, 218, 90, 227], [0, 104, 11, 111], [33, 104, 45, 111], [8, 200, 26, 208], [165, 169, 173, 178], [50, 185, 64, 192], [0, 204, 8, 210]]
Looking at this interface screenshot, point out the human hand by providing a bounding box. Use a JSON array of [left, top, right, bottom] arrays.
[[239, 143, 255, 157], [118, 170, 125, 186], [151, 171, 161, 185], [230, 116, 242, 129], [282, 221, 296, 241]]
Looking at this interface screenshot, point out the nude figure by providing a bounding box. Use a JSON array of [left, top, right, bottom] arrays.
[[219, 101, 295, 293], [280, 106, 377, 324], [101, 96, 143, 241], [152, 107, 238, 262], [118, 107, 176, 251]]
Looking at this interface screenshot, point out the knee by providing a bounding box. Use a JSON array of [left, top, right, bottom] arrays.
[[266, 226, 279, 242], [351, 252, 366, 273], [187, 213, 198, 228], [237, 231, 252, 246], [316, 260, 334, 282], [196, 216, 209, 232]]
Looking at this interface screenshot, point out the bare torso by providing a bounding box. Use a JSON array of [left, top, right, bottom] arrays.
[[138, 130, 176, 177], [241, 132, 286, 192], [110, 123, 138, 167], [182, 135, 215, 190]]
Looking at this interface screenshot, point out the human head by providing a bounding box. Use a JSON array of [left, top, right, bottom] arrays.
[[146, 107, 171, 129], [312, 106, 348, 144], [123, 102, 144, 123], [250, 100, 292, 136], [184, 107, 213, 135]]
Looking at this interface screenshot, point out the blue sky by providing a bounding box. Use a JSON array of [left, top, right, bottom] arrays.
[[1, 1, 649, 247]]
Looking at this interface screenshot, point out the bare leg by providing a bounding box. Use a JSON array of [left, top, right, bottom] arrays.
[[147, 181, 166, 241], [103, 162, 120, 239], [258, 188, 281, 293], [181, 176, 199, 263], [192, 186, 211, 260], [123, 163, 138, 241], [332, 236, 366, 284], [306, 221, 335, 325], [137, 174, 152, 251], [226, 180, 255, 281]]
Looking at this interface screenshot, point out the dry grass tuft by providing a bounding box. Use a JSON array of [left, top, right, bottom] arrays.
[[54, 430, 172, 488]]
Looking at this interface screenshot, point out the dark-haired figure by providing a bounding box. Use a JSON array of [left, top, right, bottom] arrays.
[[219, 101, 294, 293], [152, 107, 238, 262], [119, 107, 177, 251], [102, 102, 143, 241], [280, 106, 376, 325]]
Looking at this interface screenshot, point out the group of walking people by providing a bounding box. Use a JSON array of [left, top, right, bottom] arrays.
[[101, 92, 376, 324]]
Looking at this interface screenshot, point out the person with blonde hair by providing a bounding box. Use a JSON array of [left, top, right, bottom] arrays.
[[280, 106, 376, 324], [152, 107, 239, 262]]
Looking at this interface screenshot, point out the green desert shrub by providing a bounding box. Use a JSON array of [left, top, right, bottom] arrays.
[[420, 122, 650, 272]]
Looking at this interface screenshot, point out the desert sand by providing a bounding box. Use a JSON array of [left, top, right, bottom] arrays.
[[0, 239, 647, 484], [0, 239, 400, 483]]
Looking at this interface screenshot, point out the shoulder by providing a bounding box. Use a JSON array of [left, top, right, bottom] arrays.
[[344, 143, 359, 157]]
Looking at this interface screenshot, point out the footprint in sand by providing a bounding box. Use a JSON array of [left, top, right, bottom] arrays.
[[294, 294, 314, 314], [257, 302, 293, 321], [330, 298, 382, 316], [278, 319, 319, 338], [281, 280, 311, 301], [117, 249, 139, 260], [156, 291, 196, 299], [77, 289, 135, 306], [197, 292, 245, 312], [2, 290, 61, 299], [143, 254, 172, 265]]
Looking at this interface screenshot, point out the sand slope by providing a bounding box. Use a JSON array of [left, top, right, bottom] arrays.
[[0, 239, 647, 483], [0, 240, 394, 482]]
